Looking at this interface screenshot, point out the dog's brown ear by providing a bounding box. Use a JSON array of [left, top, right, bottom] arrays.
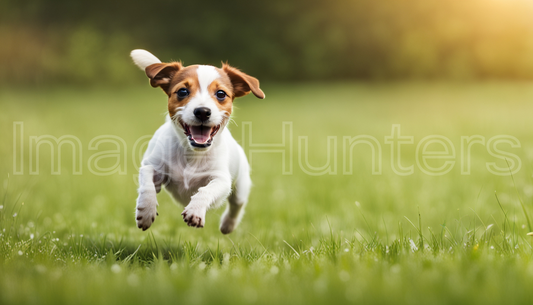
[[145, 62, 182, 94], [222, 63, 265, 99]]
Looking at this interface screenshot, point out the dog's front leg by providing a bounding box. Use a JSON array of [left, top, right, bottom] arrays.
[[181, 176, 231, 228], [136, 165, 160, 231]]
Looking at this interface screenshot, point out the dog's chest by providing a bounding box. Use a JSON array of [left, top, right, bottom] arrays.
[[163, 153, 216, 204]]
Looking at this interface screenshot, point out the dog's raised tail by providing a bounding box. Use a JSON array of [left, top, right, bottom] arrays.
[[130, 49, 162, 70]]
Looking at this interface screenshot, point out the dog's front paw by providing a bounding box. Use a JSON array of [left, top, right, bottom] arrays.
[[181, 205, 206, 228], [136, 194, 158, 231]]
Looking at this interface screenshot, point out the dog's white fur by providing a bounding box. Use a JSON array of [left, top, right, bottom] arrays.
[[130, 49, 161, 69], [131, 50, 258, 234]]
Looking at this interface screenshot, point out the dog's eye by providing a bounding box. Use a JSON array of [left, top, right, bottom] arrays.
[[176, 88, 190, 99], [215, 90, 227, 102]]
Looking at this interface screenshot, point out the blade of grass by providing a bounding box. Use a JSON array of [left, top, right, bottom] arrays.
[[506, 158, 532, 232]]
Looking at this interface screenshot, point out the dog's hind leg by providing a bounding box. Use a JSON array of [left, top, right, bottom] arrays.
[[220, 168, 251, 234]]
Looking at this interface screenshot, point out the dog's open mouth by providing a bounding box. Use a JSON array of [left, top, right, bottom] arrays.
[[181, 122, 221, 148]]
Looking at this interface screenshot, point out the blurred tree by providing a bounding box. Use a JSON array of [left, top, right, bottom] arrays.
[[1, 0, 533, 85]]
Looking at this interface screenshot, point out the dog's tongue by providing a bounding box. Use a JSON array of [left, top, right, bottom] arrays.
[[190, 125, 212, 144]]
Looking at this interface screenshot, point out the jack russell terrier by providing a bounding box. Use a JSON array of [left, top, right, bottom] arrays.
[[130, 49, 264, 234]]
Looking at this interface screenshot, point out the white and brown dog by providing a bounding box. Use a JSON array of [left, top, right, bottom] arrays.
[[130, 49, 264, 234]]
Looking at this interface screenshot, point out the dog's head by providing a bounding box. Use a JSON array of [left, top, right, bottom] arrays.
[[131, 49, 265, 151]]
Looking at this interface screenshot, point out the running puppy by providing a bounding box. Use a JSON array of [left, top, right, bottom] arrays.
[[130, 49, 264, 234]]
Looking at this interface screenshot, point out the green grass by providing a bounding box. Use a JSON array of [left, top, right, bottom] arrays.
[[2, 81, 533, 304]]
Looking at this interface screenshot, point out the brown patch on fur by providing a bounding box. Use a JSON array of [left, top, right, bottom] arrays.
[[221, 64, 265, 99], [167, 65, 200, 118], [145, 62, 182, 93], [208, 79, 233, 115]]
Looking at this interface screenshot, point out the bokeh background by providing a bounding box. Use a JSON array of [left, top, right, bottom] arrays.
[[2, 0, 533, 85]]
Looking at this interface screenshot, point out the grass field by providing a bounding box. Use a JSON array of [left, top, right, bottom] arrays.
[[2, 81, 533, 304]]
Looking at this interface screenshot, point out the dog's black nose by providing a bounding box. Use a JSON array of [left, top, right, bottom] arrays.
[[193, 107, 211, 121]]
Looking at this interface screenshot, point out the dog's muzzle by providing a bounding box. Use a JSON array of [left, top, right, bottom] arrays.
[[180, 121, 221, 148]]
